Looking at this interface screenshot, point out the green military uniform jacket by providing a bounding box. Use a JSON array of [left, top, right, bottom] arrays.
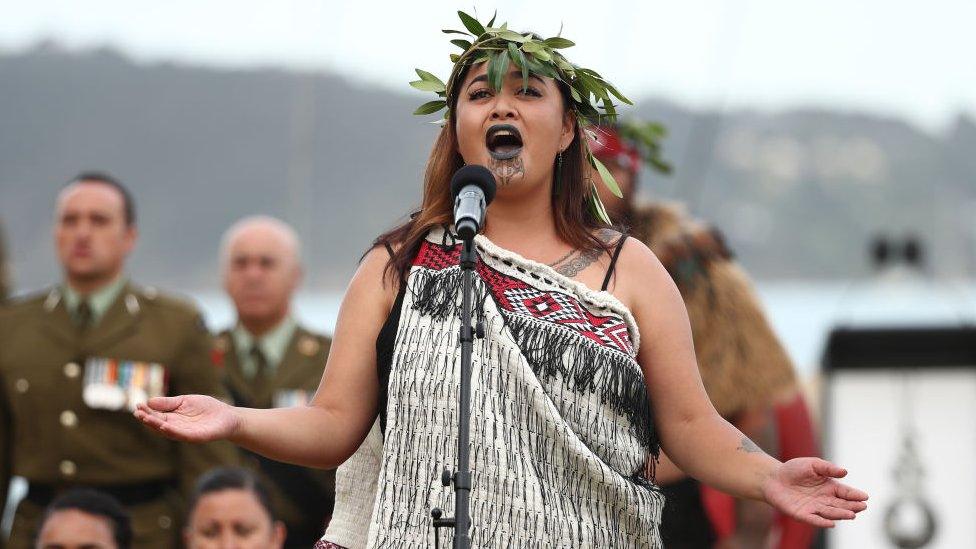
[[0, 221, 9, 303], [0, 283, 238, 549], [214, 325, 336, 548]]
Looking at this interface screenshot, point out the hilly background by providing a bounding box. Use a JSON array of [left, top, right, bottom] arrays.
[[2, 43, 975, 293]]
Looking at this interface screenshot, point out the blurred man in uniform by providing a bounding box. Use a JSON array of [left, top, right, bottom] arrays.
[[589, 124, 819, 549], [212, 215, 335, 547], [0, 172, 237, 549], [1, 220, 10, 302]]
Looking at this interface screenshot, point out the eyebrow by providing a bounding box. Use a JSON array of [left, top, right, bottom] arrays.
[[467, 70, 546, 90]]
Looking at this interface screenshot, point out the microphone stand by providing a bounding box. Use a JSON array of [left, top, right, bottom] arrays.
[[431, 235, 482, 549]]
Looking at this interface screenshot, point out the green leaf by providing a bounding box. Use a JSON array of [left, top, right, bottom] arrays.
[[409, 79, 446, 92], [650, 157, 673, 175], [577, 71, 608, 101], [414, 100, 447, 115], [495, 50, 510, 87], [604, 82, 633, 105], [543, 37, 575, 49], [450, 39, 472, 50], [592, 155, 623, 198], [578, 67, 605, 80], [450, 53, 461, 63], [588, 183, 612, 224], [458, 10, 485, 36], [529, 48, 552, 62], [414, 68, 445, 84], [487, 51, 499, 91], [508, 42, 529, 91], [487, 50, 510, 91], [521, 41, 544, 53], [442, 29, 471, 36], [523, 55, 557, 78], [498, 30, 527, 42], [487, 10, 497, 28], [569, 86, 582, 103], [553, 55, 574, 72]]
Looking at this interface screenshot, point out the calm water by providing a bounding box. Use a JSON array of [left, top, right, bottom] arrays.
[[192, 273, 976, 379]]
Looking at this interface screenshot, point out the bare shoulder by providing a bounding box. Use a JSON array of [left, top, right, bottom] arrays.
[[612, 236, 684, 313], [350, 245, 401, 310]]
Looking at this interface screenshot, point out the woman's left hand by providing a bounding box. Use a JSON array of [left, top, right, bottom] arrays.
[[763, 457, 868, 528]]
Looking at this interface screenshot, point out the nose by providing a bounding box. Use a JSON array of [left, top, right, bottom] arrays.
[[489, 93, 517, 121], [218, 531, 239, 549]]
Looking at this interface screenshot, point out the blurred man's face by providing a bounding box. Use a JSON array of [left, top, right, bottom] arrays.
[[54, 181, 135, 289], [36, 509, 118, 549], [223, 224, 300, 326], [592, 158, 637, 220]]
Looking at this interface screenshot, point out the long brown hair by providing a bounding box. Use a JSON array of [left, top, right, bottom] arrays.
[[375, 62, 614, 286]]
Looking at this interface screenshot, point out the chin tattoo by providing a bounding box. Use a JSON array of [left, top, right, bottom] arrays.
[[488, 156, 524, 186]]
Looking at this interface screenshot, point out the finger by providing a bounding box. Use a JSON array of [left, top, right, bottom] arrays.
[[800, 513, 835, 529], [813, 459, 847, 479], [134, 408, 167, 430], [817, 505, 856, 521], [147, 395, 184, 412], [833, 482, 870, 502], [825, 496, 868, 513]]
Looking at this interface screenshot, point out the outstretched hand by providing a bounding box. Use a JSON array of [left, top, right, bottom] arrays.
[[763, 457, 868, 528], [134, 395, 241, 443]]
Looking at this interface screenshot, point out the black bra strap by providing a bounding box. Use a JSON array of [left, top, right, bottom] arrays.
[[383, 241, 395, 258], [601, 235, 628, 291]]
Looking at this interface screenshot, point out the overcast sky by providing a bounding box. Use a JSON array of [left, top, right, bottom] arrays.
[[2, 0, 973, 131]]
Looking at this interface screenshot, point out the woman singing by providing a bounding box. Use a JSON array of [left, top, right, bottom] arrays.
[[136, 13, 867, 547]]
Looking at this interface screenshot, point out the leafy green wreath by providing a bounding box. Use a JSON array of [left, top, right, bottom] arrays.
[[410, 10, 631, 224]]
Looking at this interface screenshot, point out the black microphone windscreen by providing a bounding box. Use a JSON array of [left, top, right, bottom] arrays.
[[450, 165, 497, 205]]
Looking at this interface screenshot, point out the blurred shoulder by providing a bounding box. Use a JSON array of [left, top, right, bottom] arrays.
[[131, 284, 201, 319], [0, 288, 52, 319], [294, 325, 331, 357], [128, 284, 210, 338]]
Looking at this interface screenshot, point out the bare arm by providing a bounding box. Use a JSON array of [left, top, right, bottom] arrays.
[[617, 238, 867, 527], [726, 407, 779, 547], [136, 246, 395, 469], [620, 238, 778, 499]]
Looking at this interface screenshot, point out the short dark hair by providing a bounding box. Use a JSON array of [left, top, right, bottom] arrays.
[[67, 171, 136, 226], [39, 489, 132, 549], [187, 467, 277, 523]]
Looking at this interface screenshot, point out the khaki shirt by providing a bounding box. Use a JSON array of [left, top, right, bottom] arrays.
[[0, 283, 238, 546]]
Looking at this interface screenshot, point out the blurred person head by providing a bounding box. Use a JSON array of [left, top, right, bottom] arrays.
[[220, 216, 302, 336], [54, 172, 137, 293], [35, 488, 132, 549], [184, 467, 286, 549], [586, 126, 642, 220]]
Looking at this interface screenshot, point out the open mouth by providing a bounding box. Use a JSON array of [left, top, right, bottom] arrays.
[[486, 124, 524, 160]]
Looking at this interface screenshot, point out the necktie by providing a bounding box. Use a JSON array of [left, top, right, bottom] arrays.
[[76, 299, 93, 331], [249, 344, 270, 397]]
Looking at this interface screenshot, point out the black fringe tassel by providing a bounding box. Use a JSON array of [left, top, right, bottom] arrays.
[[505, 313, 660, 461], [409, 266, 660, 462]]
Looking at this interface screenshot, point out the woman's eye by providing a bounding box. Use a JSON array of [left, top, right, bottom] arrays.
[[517, 86, 542, 97], [469, 89, 491, 100]]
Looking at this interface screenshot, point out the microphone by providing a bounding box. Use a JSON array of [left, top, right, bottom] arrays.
[[450, 165, 497, 241]]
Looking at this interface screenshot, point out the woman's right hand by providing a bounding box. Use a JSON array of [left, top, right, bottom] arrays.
[[134, 395, 242, 443]]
